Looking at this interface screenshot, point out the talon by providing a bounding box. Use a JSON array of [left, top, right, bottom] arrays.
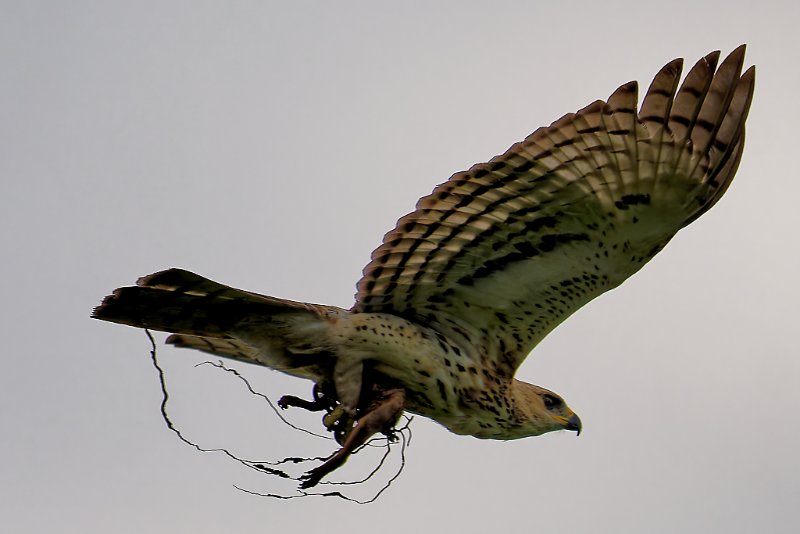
[[322, 405, 355, 445], [298, 468, 324, 490], [335, 415, 355, 446], [322, 404, 346, 430], [299, 387, 406, 487], [278, 393, 331, 412]]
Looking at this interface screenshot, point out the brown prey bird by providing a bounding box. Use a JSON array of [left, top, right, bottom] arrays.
[[93, 47, 754, 488]]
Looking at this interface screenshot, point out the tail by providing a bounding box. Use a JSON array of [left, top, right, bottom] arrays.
[[93, 268, 344, 380]]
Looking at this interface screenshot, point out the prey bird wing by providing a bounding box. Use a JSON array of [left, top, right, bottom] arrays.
[[354, 46, 754, 377]]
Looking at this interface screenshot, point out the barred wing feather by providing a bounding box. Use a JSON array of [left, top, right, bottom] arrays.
[[353, 47, 754, 376]]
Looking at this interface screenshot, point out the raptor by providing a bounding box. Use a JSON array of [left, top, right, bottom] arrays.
[[94, 47, 754, 488]]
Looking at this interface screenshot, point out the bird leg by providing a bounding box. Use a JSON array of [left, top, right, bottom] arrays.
[[277, 384, 353, 443], [278, 383, 336, 412], [277, 394, 329, 411], [299, 386, 406, 489]]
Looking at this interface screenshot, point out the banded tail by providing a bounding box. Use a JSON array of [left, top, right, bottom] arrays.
[[92, 268, 343, 381]]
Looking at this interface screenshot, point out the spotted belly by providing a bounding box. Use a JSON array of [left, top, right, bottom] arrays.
[[334, 311, 516, 438]]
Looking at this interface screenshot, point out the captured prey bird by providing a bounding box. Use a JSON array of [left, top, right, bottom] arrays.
[[93, 47, 754, 488]]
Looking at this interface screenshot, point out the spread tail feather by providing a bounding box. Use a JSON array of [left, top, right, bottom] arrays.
[[92, 268, 344, 380], [93, 268, 328, 336]]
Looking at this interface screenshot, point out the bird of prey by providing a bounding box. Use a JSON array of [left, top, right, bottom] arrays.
[[93, 47, 754, 488]]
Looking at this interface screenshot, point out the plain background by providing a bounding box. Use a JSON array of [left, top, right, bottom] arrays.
[[2, 1, 798, 532]]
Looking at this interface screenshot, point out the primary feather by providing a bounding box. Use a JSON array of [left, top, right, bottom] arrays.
[[354, 46, 754, 376]]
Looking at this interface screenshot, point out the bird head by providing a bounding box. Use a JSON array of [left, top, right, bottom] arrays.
[[510, 380, 582, 438]]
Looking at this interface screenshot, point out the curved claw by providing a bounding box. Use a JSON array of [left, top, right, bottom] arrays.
[[299, 388, 406, 488], [322, 404, 346, 430], [299, 467, 326, 490]]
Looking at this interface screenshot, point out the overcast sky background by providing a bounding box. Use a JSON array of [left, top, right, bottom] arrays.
[[2, 1, 798, 532]]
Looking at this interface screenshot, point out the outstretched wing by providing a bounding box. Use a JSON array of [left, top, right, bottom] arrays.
[[353, 47, 754, 376]]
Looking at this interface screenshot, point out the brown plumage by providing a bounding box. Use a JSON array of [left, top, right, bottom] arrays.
[[94, 47, 754, 487]]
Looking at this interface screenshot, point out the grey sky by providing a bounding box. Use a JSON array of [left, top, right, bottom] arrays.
[[2, 1, 798, 532]]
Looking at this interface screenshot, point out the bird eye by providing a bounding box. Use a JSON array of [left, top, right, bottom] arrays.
[[543, 394, 561, 410]]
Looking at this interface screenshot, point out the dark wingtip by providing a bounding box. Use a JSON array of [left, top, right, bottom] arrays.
[[703, 50, 721, 70], [664, 57, 684, 74], [729, 43, 747, 59]]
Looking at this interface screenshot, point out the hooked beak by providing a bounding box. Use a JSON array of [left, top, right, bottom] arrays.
[[565, 412, 582, 436]]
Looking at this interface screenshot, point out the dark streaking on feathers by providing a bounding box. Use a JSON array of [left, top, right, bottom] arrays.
[[355, 46, 753, 376], [93, 47, 754, 486]]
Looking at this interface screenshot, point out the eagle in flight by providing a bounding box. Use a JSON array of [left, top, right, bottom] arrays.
[[94, 47, 754, 488]]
